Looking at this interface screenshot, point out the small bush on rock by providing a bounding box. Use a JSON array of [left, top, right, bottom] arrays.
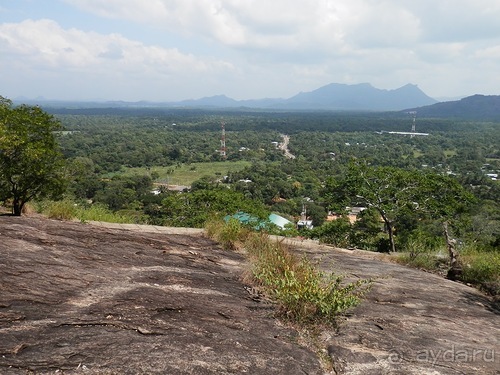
[[207, 221, 371, 325]]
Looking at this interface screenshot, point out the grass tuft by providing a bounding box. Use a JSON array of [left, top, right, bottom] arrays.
[[36, 200, 137, 224], [460, 247, 500, 295], [206, 220, 370, 325], [396, 242, 499, 297], [76, 203, 137, 224], [36, 199, 77, 220], [205, 218, 251, 250]]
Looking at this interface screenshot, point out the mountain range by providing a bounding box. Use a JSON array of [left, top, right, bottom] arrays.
[[18, 83, 437, 112], [406, 94, 500, 120], [176, 83, 437, 111], [16, 83, 500, 120]]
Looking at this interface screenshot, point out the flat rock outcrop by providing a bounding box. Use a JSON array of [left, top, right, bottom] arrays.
[[1, 216, 498, 374], [291, 241, 500, 374], [0, 216, 322, 374]]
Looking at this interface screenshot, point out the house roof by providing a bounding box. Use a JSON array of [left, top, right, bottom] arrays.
[[225, 212, 293, 231], [268, 213, 292, 230]]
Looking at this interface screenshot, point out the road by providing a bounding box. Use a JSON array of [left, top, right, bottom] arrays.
[[279, 134, 296, 159]]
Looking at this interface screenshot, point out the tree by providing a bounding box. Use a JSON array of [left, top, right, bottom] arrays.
[[0, 97, 66, 215], [93, 174, 153, 211], [158, 188, 269, 228], [304, 201, 327, 227], [325, 162, 418, 252], [312, 216, 352, 248], [67, 157, 102, 199], [325, 162, 473, 254], [414, 172, 475, 278]]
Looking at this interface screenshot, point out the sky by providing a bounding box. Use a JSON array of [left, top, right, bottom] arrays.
[[1, 0, 500, 102]]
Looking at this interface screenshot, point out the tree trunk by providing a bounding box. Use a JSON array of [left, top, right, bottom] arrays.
[[387, 223, 396, 253], [12, 198, 23, 216], [443, 222, 462, 280], [381, 214, 395, 253]]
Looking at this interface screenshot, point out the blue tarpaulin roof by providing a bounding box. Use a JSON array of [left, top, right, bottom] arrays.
[[225, 211, 293, 231], [224, 211, 266, 229], [268, 213, 293, 230]]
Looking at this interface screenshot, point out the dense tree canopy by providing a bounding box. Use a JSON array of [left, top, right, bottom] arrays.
[[17, 106, 495, 294], [27, 107, 497, 252], [0, 97, 66, 215], [152, 188, 269, 228]]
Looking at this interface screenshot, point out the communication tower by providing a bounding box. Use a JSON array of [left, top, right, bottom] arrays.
[[408, 111, 417, 134], [378, 110, 428, 136], [220, 122, 227, 159]]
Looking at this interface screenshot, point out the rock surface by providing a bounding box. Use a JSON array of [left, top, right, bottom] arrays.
[[290, 241, 500, 375], [0, 216, 321, 374], [1, 216, 499, 374]]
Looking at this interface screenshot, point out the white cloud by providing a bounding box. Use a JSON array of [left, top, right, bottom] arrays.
[[63, 1, 355, 56], [2, 0, 500, 100], [0, 18, 234, 100], [0, 18, 228, 71], [63, 0, 170, 23], [410, 0, 500, 43], [59, 0, 500, 69]]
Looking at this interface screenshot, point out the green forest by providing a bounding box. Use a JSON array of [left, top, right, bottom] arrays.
[[2, 102, 499, 296]]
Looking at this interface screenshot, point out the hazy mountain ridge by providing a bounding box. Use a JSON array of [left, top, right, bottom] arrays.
[[177, 83, 437, 111], [16, 84, 500, 119], [282, 83, 437, 110], [16, 82, 437, 112], [407, 94, 500, 120]]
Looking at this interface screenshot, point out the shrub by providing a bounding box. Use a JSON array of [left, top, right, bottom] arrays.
[[76, 203, 136, 224], [246, 232, 369, 324], [396, 240, 499, 297], [374, 237, 391, 253], [207, 221, 371, 325], [205, 218, 250, 250], [37, 199, 77, 220], [312, 217, 352, 248], [460, 247, 500, 295], [36, 199, 136, 224], [396, 250, 445, 272]]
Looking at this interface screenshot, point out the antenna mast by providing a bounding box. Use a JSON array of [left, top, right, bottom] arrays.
[[220, 122, 227, 159], [409, 111, 417, 132]]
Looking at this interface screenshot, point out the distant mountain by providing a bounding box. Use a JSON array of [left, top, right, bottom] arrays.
[[406, 94, 500, 120], [177, 95, 238, 107], [16, 83, 438, 112], [281, 83, 437, 111], [171, 83, 437, 111]]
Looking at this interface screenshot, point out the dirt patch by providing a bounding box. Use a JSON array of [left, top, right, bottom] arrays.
[[0, 216, 322, 374]]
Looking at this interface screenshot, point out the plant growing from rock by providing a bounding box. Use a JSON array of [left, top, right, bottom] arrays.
[[207, 221, 370, 324]]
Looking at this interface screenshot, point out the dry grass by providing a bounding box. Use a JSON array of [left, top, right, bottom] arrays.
[[206, 220, 371, 325]]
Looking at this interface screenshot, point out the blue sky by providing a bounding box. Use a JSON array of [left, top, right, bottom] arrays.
[[1, 0, 500, 102]]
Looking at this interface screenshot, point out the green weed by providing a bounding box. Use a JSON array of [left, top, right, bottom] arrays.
[[396, 241, 499, 297], [36, 199, 137, 224], [75, 203, 137, 224], [36, 199, 77, 220], [460, 247, 500, 295], [395, 239, 446, 272], [248, 233, 369, 324], [207, 221, 370, 325], [205, 218, 251, 250]]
